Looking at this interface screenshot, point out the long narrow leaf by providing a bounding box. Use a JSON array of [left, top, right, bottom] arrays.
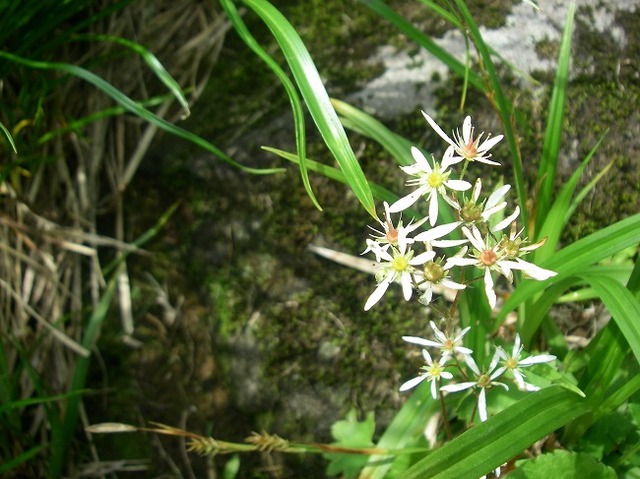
[[241, 0, 376, 218], [452, 0, 527, 232], [535, 1, 576, 234], [0, 51, 283, 176], [497, 214, 640, 334], [578, 273, 640, 364], [403, 386, 588, 479], [535, 131, 606, 263], [220, 0, 321, 210]]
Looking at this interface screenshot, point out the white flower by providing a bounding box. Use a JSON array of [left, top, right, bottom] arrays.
[[364, 243, 434, 311], [400, 349, 453, 399], [495, 334, 556, 391], [440, 351, 508, 422], [445, 226, 557, 309], [389, 146, 471, 225], [403, 320, 473, 358], [416, 257, 466, 305], [362, 202, 429, 261], [458, 179, 519, 235], [422, 112, 503, 166]]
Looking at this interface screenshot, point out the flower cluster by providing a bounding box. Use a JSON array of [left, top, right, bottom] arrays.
[[362, 113, 556, 311], [401, 322, 555, 422], [360, 113, 559, 425]]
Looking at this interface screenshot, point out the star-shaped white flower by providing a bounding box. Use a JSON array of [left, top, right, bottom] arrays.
[[440, 351, 508, 422], [422, 111, 503, 166], [362, 202, 428, 261], [364, 243, 434, 311], [445, 226, 557, 309], [416, 256, 466, 305], [389, 146, 471, 225], [399, 348, 453, 399], [495, 334, 556, 391], [403, 320, 473, 358], [458, 179, 519, 235]]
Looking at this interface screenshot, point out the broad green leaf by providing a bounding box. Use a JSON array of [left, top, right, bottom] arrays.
[[241, 0, 376, 218], [0, 51, 283, 176], [220, 0, 320, 210], [402, 386, 588, 479], [535, 1, 576, 233], [326, 409, 376, 478], [509, 450, 616, 479]]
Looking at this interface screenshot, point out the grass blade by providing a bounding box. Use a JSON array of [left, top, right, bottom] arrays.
[[220, 0, 321, 210], [535, 1, 576, 234], [241, 0, 376, 218], [0, 51, 284, 176], [402, 386, 588, 479]]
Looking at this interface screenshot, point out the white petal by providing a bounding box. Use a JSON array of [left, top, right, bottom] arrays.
[[411, 146, 432, 172], [461, 226, 484, 251], [512, 259, 558, 280], [440, 381, 476, 393], [486, 184, 510, 209], [388, 187, 427, 213], [475, 156, 501, 166], [400, 375, 427, 392], [422, 110, 455, 146], [479, 134, 503, 152], [441, 145, 462, 170], [421, 348, 434, 363], [441, 278, 466, 290], [492, 206, 520, 232], [430, 380, 439, 399], [444, 257, 477, 269], [444, 179, 472, 191], [428, 192, 439, 226], [482, 201, 507, 221], [364, 280, 391, 311], [484, 269, 497, 309], [462, 116, 472, 143], [478, 388, 488, 422], [419, 287, 433, 305], [411, 250, 436, 265], [519, 354, 556, 366], [471, 178, 482, 202], [432, 238, 468, 248], [463, 354, 481, 375], [414, 220, 461, 242], [440, 371, 453, 380], [401, 273, 413, 300], [402, 336, 441, 348]]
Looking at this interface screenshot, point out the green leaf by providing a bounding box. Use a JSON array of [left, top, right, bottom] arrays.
[[241, 0, 376, 218], [509, 450, 616, 479], [535, 131, 606, 262], [325, 409, 376, 479], [220, 0, 320, 210], [535, 1, 576, 233], [497, 214, 640, 340], [0, 51, 283, 176], [402, 386, 588, 479], [578, 273, 640, 365]]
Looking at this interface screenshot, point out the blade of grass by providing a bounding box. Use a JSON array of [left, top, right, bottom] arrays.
[[73, 34, 190, 119], [496, 213, 640, 340], [0, 51, 284, 176], [535, 131, 606, 263], [402, 385, 588, 479], [452, 0, 527, 232], [535, 1, 576, 235], [219, 0, 320, 211], [331, 98, 414, 166], [240, 0, 376, 218], [0, 444, 48, 476]]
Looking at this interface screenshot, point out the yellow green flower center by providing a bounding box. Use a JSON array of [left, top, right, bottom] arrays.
[[501, 238, 521, 259], [477, 373, 490, 388], [505, 357, 518, 370], [424, 261, 444, 282], [461, 202, 482, 222], [427, 171, 444, 188], [392, 255, 409, 272]]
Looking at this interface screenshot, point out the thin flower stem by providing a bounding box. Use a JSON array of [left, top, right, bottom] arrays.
[[439, 387, 453, 440]]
